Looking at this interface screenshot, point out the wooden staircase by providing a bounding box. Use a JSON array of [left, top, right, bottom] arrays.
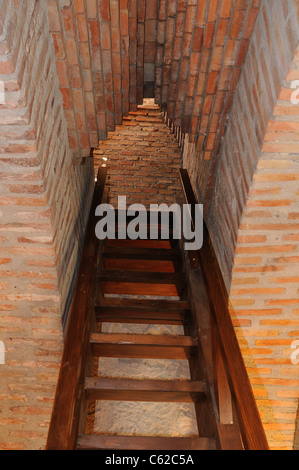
[[46, 168, 269, 451], [76, 232, 216, 451]]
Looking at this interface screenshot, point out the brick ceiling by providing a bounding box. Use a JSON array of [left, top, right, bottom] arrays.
[[48, 0, 261, 160]]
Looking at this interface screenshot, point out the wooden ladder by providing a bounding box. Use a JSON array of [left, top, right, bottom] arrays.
[[77, 226, 217, 450], [46, 168, 269, 451]]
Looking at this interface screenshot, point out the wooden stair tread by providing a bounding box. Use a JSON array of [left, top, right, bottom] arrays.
[[103, 259, 176, 274], [100, 270, 184, 284], [96, 298, 191, 311], [85, 377, 206, 402], [90, 333, 197, 359], [91, 333, 196, 346], [96, 306, 189, 324], [103, 246, 181, 260], [77, 434, 214, 450], [106, 239, 173, 249], [101, 282, 180, 296]]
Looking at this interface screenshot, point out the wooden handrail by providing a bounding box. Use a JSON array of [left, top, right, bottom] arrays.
[[46, 167, 108, 450], [179, 169, 269, 450]]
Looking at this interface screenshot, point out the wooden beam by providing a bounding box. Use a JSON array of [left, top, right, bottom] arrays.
[[179, 169, 269, 451]]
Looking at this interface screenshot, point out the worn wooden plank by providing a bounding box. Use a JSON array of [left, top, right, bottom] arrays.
[[103, 258, 176, 273], [217, 424, 243, 450], [91, 333, 196, 346], [85, 377, 206, 402], [103, 246, 181, 260], [96, 306, 189, 324], [90, 333, 197, 359], [100, 270, 184, 285], [77, 435, 214, 450], [184, 269, 218, 441], [106, 239, 173, 249], [96, 298, 191, 311], [101, 281, 180, 296]]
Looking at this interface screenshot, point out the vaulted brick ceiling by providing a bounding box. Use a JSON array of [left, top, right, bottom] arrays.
[[48, 0, 260, 163]]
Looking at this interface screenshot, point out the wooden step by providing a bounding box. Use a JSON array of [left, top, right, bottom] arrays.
[[96, 298, 191, 325], [105, 239, 173, 249], [101, 281, 180, 296], [100, 265, 183, 294], [111, 212, 176, 239], [111, 231, 176, 241], [96, 306, 189, 324], [97, 298, 191, 310], [103, 246, 180, 261], [114, 209, 176, 224], [85, 377, 206, 402], [77, 434, 215, 450], [100, 270, 185, 286], [103, 258, 176, 274], [90, 333, 197, 359]]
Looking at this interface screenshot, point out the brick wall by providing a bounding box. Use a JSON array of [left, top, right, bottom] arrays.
[[157, 0, 261, 207], [0, 0, 94, 449], [94, 101, 183, 208], [47, 0, 157, 157], [207, 1, 298, 282], [228, 43, 299, 450], [195, 0, 299, 450], [47, 0, 260, 168]]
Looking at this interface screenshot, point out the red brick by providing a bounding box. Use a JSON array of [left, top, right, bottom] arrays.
[[210, 46, 224, 71], [86, 0, 97, 18], [190, 51, 200, 75], [74, 0, 85, 13], [76, 13, 89, 42], [206, 71, 218, 93], [89, 19, 101, 46], [101, 22, 112, 50], [243, 8, 260, 39], [208, 0, 220, 22], [203, 22, 215, 48], [219, 0, 233, 18], [65, 37, 79, 64], [146, 0, 158, 19], [193, 26, 204, 52], [99, 0, 110, 22], [196, 0, 208, 25], [51, 33, 65, 59], [145, 19, 156, 42], [215, 18, 229, 45], [185, 5, 197, 34], [56, 61, 69, 86], [224, 39, 240, 66], [47, 1, 61, 32], [60, 87, 73, 109], [62, 7, 76, 37], [230, 8, 246, 39]]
